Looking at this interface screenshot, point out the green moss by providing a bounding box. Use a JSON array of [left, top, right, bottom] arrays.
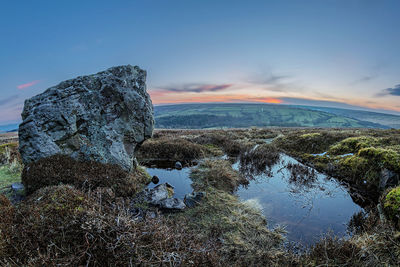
[[0, 143, 18, 154], [136, 165, 152, 184], [289, 132, 400, 189], [384, 187, 400, 221], [300, 132, 321, 138], [329, 136, 379, 155], [203, 144, 224, 156], [274, 130, 352, 155], [333, 146, 399, 185], [358, 147, 400, 171], [0, 165, 21, 188]]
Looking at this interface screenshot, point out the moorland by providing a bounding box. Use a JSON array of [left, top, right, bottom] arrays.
[[1, 127, 400, 266]]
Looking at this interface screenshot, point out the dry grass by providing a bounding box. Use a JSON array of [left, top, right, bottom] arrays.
[[190, 159, 248, 192], [239, 144, 280, 177], [191, 131, 253, 157], [171, 187, 292, 266], [22, 154, 150, 196], [0, 185, 221, 266], [0, 142, 20, 166], [182, 158, 296, 265], [303, 235, 363, 266], [302, 224, 400, 266], [136, 137, 206, 162]]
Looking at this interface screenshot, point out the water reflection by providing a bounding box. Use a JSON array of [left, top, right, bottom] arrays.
[[236, 154, 363, 245], [141, 154, 363, 245], [146, 167, 193, 199]]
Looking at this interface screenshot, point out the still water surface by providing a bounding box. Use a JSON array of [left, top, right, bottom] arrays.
[[145, 154, 362, 245]]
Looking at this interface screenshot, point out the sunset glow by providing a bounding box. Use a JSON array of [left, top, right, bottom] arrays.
[[1, 1, 400, 124], [149, 90, 284, 105], [251, 98, 283, 104]]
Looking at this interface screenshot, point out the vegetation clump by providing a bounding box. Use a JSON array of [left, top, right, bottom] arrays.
[[191, 159, 248, 192], [191, 131, 253, 157], [0, 142, 21, 167], [136, 137, 207, 162], [303, 235, 362, 266], [22, 154, 150, 196], [0, 185, 219, 265], [239, 144, 280, 177], [172, 187, 290, 266], [275, 129, 400, 195], [286, 162, 317, 191], [328, 136, 379, 155], [274, 129, 354, 155], [383, 186, 400, 222], [333, 144, 400, 189]]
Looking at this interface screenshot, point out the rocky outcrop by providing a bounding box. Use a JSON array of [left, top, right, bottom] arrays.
[[19, 65, 154, 171]]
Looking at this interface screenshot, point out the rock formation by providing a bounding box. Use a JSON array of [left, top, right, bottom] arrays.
[[19, 65, 154, 171]]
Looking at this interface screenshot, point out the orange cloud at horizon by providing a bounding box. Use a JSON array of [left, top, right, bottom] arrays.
[[250, 97, 282, 104], [149, 90, 283, 105], [148, 88, 400, 113]]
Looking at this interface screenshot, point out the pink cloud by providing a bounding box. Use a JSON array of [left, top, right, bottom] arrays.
[[17, 80, 40, 90]]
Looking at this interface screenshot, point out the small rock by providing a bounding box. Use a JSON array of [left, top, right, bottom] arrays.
[[184, 192, 206, 208], [11, 183, 24, 192], [10, 183, 25, 203], [379, 168, 399, 189], [151, 175, 160, 184], [147, 211, 157, 219], [144, 183, 174, 204], [159, 198, 186, 210], [175, 161, 183, 169], [137, 183, 186, 211]]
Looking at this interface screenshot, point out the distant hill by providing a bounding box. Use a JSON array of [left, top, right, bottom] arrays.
[[0, 123, 19, 133], [300, 106, 400, 129], [154, 103, 388, 129]]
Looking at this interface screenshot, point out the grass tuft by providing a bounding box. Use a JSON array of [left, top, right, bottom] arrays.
[[191, 159, 248, 192]]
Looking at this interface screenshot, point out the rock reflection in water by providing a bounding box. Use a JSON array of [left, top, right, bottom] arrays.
[[146, 166, 193, 199]]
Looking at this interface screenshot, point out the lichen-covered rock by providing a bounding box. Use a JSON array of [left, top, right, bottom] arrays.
[[19, 65, 154, 171]]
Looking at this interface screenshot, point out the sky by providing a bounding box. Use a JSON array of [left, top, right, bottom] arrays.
[[1, 0, 400, 124]]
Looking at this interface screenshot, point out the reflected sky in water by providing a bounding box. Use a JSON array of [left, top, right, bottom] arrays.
[[144, 154, 362, 245], [236, 154, 362, 244]]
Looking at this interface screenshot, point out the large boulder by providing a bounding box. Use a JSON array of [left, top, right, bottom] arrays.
[[19, 65, 154, 171]]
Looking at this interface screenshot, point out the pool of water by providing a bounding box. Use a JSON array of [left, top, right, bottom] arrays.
[[235, 154, 362, 244], [143, 155, 362, 245], [146, 167, 193, 199]]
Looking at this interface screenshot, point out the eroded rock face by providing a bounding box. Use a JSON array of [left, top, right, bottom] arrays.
[[19, 65, 154, 171]]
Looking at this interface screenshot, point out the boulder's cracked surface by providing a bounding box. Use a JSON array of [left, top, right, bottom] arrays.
[[19, 65, 154, 171]]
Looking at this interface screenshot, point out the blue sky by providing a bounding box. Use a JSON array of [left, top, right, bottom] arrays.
[[1, 0, 400, 124]]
